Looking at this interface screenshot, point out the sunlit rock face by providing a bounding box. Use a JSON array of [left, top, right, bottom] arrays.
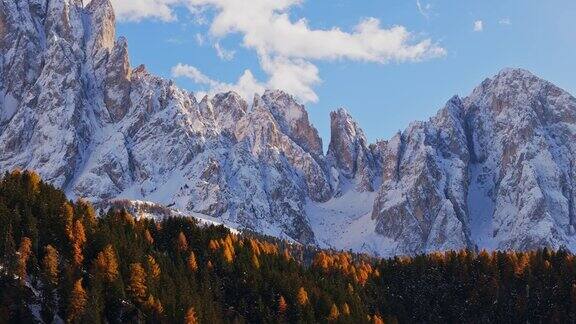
[[2, 0, 576, 255]]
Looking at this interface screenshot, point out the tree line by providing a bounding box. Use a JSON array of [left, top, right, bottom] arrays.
[[0, 170, 575, 323]]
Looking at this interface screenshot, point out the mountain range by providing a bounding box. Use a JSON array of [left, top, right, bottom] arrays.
[[2, 0, 576, 257]]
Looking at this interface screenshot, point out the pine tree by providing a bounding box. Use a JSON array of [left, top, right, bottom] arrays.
[[185, 306, 198, 324], [2, 223, 17, 272], [176, 231, 189, 252], [95, 245, 119, 282], [297, 287, 309, 306], [67, 279, 88, 323], [42, 245, 60, 285], [127, 263, 148, 304], [187, 251, 198, 272]]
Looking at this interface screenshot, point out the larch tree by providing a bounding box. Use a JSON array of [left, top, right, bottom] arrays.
[[71, 219, 86, 267], [297, 287, 309, 306], [145, 295, 164, 316], [342, 303, 351, 316], [42, 245, 60, 285], [67, 279, 88, 323], [144, 229, 154, 245], [222, 244, 234, 264], [372, 314, 385, 324], [177, 231, 189, 252], [62, 203, 75, 241], [185, 306, 198, 324], [251, 253, 260, 269], [147, 255, 161, 280], [16, 237, 32, 282], [278, 295, 288, 315], [95, 245, 119, 282], [127, 263, 148, 304], [187, 251, 198, 272], [328, 303, 340, 321]]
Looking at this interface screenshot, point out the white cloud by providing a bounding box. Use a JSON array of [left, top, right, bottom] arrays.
[[182, 0, 445, 102], [474, 20, 484, 32], [172, 63, 266, 102], [416, 0, 432, 19], [107, 0, 183, 22], [499, 18, 512, 25], [106, 0, 446, 103], [214, 42, 236, 61]]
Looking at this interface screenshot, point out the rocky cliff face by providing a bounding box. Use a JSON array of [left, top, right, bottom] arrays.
[[371, 69, 576, 255], [2, 0, 576, 256]]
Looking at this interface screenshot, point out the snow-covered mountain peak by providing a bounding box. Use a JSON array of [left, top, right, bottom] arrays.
[[2, 0, 576, 257], [257, 89, 324, 158]]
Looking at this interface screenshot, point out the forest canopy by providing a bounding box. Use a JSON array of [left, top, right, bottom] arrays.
[[1, 170, 575, 323]]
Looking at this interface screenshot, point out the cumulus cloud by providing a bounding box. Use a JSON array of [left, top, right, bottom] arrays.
[[499, 18, 512, 26], [107, 0, 446, 103], [474, 20, 484, 32], [172, 63, 266, 101], [107, 0, 183, 22]]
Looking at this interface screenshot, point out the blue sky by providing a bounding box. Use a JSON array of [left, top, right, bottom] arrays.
[[113, 0, 576, 144]]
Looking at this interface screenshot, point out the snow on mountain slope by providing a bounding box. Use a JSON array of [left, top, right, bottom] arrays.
[[2, 0, 576, 257]]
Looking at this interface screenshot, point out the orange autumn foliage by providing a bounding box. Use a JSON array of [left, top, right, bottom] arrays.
[[177, 231, 189, 252], [95, 245, 119, 282], [187, 251, 198, 272]]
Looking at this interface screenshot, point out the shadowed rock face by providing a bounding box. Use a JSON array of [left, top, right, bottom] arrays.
[[2, 0, 576, 255], [327, 108, 380, 193]]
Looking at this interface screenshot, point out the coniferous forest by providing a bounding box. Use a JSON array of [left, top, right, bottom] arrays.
[[1, 170, 576, 323]]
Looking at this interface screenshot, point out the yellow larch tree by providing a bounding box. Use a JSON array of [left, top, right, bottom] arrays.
[[297, 287, 309, 306], [42, 245, 60, 285], [95, 245, 119, 282], [187, 251, 198, 272], [177, 231, 189, 252], [147, 255, 161, 280], [127, 263, 148, 304], [185, 306, 198, 324], [328, 303, 340, 321], [67, 278, 88, 323]]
